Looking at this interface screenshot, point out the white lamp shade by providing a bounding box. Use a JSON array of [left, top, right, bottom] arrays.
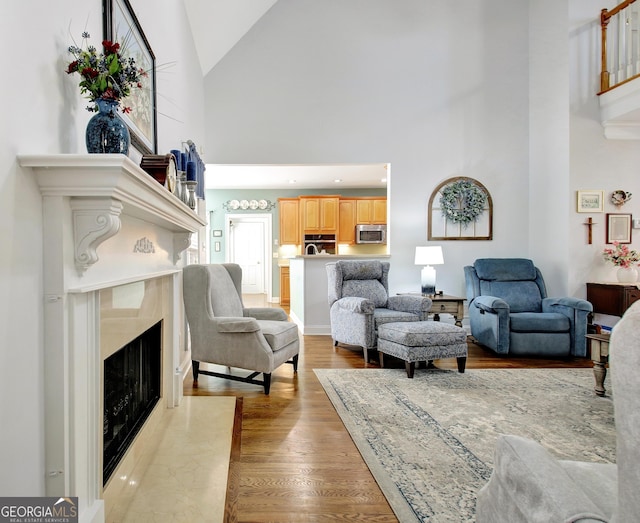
[[415, 246, 444, 266]]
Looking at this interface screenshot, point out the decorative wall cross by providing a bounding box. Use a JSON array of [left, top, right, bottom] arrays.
[[584, 217, 596, 244]]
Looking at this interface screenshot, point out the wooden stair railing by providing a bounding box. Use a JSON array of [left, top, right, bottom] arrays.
[[600, 0, 640, 94]]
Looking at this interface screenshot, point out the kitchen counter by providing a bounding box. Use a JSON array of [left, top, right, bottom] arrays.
[[295, 254, 390, 259], [279, 253, 389, 267], [288, 255, 390, 335]]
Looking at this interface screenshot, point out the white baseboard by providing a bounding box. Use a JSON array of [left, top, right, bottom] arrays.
[[289, 311, 331, 335]]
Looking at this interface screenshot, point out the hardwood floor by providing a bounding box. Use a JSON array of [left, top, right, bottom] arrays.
[[183, 296, 593, 522]]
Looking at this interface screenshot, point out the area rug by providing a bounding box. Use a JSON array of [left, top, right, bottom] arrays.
[[314, 368, 615, 523]]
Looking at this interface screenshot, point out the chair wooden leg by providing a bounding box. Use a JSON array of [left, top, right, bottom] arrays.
[[457, 356, 467, 373], [379, 352, 385, 368], [405, 361, 415, 378], [292, 354, 299, 372], [263, 373, 272, 395], [192, 360, 200, 382]]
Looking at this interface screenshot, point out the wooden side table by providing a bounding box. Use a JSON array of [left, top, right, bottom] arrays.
[[399, 293, 465, 327], [585, 333, 610, 396], [429, 294, 465, 327]]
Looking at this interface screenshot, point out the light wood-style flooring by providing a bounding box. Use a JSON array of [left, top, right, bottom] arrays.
[[183, 296, 592, 522]]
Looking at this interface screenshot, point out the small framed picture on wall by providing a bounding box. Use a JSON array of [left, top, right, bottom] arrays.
[[606, 213, 632, 243], [577, 190, 604, 213]]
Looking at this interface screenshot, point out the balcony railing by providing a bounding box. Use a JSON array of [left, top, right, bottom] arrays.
[[600, 0, 640, 93]]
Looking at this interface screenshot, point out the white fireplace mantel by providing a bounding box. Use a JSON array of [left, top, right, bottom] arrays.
[[19, 154, 206, 523], [19, 154, 206, 272]]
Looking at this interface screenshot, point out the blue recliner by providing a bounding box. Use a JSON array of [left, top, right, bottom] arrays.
[[464, 258, 592, 357]]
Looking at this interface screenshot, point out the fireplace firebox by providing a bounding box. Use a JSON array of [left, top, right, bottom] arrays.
[[103, 321, 162, 484]]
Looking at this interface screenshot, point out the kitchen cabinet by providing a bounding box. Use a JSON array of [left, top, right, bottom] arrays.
[[278, 198, 300, 245], [280, 266, 290, 305], [300, 196, 339, 233], [338, 199, 357, 244], [356, 198, 387, 224]]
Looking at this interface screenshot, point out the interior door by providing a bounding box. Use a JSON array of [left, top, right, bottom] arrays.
[[229, 218, 265, 294]]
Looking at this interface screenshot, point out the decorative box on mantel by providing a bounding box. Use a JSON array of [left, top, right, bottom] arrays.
[[18, 154, 206, 523]]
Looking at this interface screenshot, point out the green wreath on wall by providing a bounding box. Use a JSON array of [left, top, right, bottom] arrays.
[[439, 179, 487, 227], [428, 176, 493, 241]]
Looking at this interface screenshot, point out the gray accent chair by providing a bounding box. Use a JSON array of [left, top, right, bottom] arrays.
[[464, 258, 592, 357], [183, 263, 299, 394], [476, 300, 640, 522], [326, 260, 432, 362]]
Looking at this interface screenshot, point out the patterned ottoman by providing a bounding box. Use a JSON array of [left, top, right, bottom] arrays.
[[377, 321, 468, 378]]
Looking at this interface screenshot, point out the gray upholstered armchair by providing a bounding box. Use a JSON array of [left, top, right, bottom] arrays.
[[183, 263, 299, 394], [464, 258, 592, 357], [326, 260, 432, 362], [476, 300, 640, 522]]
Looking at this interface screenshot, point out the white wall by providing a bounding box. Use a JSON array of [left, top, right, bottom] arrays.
[[204, 0, 640, 302], [203, 0, 532, 298], [1, 0, 204, 496], [569, 0, 640, 296], [529, 0, 570, 295]]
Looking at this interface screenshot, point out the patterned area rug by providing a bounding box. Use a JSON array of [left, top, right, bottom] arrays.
[[314, 368, 615, 523]]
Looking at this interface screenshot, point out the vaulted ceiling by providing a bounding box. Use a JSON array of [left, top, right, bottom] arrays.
[[183, 1, 387, 189], [183, 0, 278, 76]]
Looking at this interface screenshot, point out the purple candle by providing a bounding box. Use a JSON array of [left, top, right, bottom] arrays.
[[186, 161, 197, 181], [181, 153, 188, 173]]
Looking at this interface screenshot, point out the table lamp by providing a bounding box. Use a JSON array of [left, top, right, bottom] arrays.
[[415, 246, 444, 295]]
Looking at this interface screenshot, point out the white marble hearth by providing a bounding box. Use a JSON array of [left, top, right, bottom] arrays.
[[19, 155, 207, 523]]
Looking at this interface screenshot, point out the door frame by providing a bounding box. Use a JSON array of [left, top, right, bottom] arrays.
[[224, 213, 273, 302]]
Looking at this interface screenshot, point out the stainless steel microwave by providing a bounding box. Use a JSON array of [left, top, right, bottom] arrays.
[[356, 224, 387, 244]]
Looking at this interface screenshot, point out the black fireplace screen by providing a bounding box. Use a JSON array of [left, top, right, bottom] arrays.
[[103, 320, 161, 484]]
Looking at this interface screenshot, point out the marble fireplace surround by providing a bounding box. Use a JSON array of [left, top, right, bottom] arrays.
[[19, 155, 206, 523]]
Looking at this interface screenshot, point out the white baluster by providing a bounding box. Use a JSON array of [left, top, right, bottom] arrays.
[[618, 10, 626, 82]]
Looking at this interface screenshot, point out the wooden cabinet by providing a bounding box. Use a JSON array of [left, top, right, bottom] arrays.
[[278, 198, 300, 245], [587, 282, 640, 317], [356, 198, 387, 224], [300, 196, 339, 233], [279, 195, 386, 245], [280, 266, 290, 305], [301, 198, 321, 231], [338, 199, 357, 244]]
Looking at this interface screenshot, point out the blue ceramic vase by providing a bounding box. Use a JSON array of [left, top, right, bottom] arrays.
[[86, 98, 130, 154]]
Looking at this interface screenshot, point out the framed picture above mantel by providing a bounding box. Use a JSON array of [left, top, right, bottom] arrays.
[[103, 0, 157, 156]]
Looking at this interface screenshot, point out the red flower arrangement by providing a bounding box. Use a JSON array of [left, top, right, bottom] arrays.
[[66, 32, 146, 112]]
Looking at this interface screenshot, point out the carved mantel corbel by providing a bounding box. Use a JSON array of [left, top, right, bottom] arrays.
[[19, 154, 207, 273], [173, 232, 192, 264], [70, 198, 123, 272]]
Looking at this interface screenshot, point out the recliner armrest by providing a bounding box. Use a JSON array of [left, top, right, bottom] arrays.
[[244, 307, 288, 321], [543, 297, 593, 313], [387, 295, 432, 314], [333, 296, 375, 314], [215, 317, 260, 333], [473, 295, 509, 313]]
